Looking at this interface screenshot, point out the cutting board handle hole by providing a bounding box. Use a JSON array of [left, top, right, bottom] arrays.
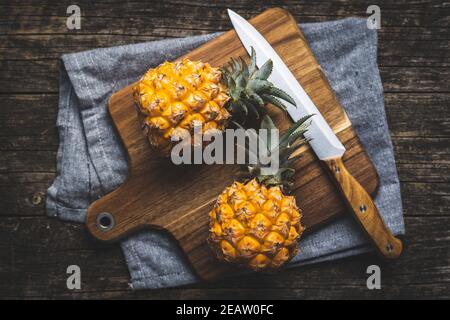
[[96, 212, 115, 232]]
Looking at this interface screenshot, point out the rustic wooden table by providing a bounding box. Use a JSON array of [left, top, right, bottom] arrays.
[[1, 0, 449, 299]]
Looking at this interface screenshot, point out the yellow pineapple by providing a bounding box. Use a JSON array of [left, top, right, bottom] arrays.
[[133, 47, 295, 155], [208, 115, 313, 271]]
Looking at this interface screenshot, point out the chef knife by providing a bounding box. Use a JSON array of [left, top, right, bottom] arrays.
[[228, 9, 402, 258]]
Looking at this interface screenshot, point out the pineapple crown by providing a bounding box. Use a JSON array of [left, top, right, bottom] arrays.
[[237, 114, 313, 191], [221, 47, 296, 123]]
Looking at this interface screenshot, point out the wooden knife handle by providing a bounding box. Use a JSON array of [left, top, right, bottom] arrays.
[[323, 158, 403, 259]]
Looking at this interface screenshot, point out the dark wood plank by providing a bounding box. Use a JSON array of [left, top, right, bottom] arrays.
[[2, 59, 448, 93], [1, 216, 449, 299], [1, 0, 448, 36], [1, 33, 448, 67], [385, 93, 450, 138], [0, 94, 58, 137]]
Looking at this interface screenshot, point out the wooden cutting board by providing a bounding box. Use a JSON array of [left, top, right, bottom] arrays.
[[86, 8, 379, 280]]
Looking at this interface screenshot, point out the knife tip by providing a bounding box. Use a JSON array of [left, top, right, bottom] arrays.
[[227, 8, 237, 17]]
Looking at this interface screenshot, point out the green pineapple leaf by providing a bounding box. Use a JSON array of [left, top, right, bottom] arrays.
[[241, 96, 261, 119], [230, 58, 241, 78], [280, 114, 314, 143], [235, 74, 245, 90], [249, 47, 257, 76], [266, 87, 296, 106], [260, 115, 277, 152], [261, 94, 288, 113], [231, 100, 248, 120], [253, 59, 273, 80], [236, 113, 312, 191], [246, 90, 264, 107], [239, 57, 249, 80], [249, 79, 272, 93]]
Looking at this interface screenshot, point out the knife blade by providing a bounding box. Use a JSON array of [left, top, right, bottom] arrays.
[[228, 9, 402, 259], [228, 9, 345, 161]]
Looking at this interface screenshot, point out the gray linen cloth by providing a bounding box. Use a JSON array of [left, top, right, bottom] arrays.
[[46, 17, 405, 289]]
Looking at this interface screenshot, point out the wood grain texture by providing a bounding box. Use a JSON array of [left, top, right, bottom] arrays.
[[1, 0, 449, 299], [324, 158, 403, 259], [85, 8, 379, 280]]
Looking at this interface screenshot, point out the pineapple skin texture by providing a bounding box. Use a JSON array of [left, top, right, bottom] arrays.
[[208, 179, 305, 271], [132, 59, 231, 155]]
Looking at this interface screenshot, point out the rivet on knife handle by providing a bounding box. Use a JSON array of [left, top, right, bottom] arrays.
[[323, 158, 403, 259]]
